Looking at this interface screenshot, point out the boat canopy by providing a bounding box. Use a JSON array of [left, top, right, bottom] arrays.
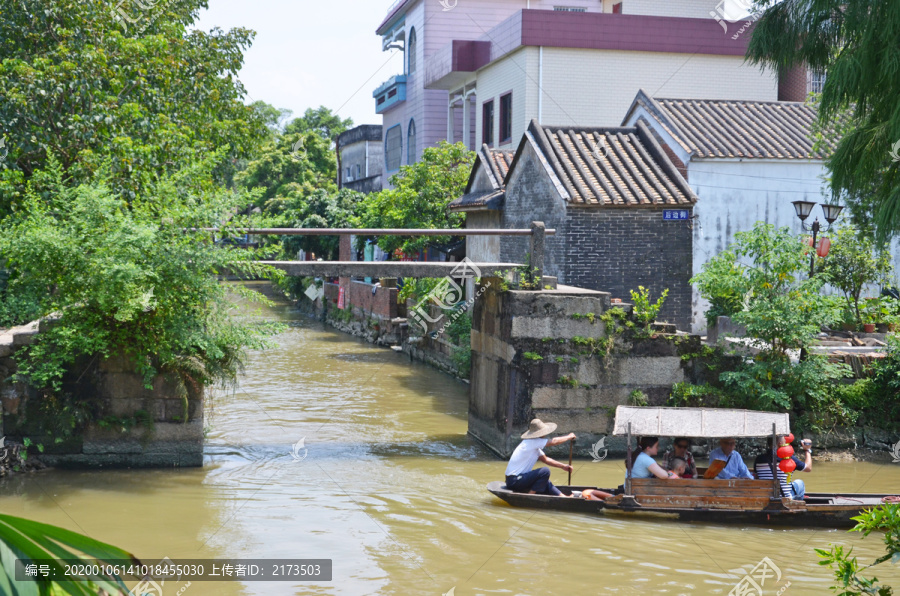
[[612, 406, 790, 438]]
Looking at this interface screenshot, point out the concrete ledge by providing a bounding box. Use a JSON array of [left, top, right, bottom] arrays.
[[40, 451, 203, 469], [264, 261, 523, 278], [10, 321, 39, 346], [511, 316, 607, 339], [576, 356, 685, 386]]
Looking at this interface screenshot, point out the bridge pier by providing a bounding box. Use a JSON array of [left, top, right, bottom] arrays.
[[468, 280, 702, 458]]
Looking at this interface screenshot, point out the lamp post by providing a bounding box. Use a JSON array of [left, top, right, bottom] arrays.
[[791, 201, 843, 277]]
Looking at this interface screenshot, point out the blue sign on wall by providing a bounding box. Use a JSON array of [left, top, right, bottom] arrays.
[[663, 209, 690, 221]]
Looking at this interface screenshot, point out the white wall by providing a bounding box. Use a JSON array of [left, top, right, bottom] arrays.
[[688, 158, 829, 333], [624, 0, 719, 18], [475, 47, 537, 151], [537, 47, 778, 128]]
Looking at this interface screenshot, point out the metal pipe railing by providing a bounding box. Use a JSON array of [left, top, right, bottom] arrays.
[[190, 227, 555, 236], [193, 221, 551, 281]]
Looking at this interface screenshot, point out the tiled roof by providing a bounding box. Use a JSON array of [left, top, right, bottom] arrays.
[[526, 120, 696, 207], [481, 145, 515, 188], [448, 189, 505, 212], [628, 91, 837, 159], [463, 144, 516, 193]]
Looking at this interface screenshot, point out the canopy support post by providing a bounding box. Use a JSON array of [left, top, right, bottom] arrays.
[[771, 423, 780, 500], [625, 422, 633, 496]]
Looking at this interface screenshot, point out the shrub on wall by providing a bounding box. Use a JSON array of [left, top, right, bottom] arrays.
[[0, 168, 282, 413]]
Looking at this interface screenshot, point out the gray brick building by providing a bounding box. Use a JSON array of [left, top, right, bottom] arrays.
[[450, 119, 697, 329], [336, 125, 383, 194]]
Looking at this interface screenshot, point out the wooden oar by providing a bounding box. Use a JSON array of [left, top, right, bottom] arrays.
[[568, 440, 574, 485]]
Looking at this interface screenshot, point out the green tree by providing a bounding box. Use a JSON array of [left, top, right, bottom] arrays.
[[692, 223, 849, 429], [236, 132, 338, 206], [746, 0, 900, 242], [251, 100, 293, 136], [820, 226, 895, 326], [0, 0, 268, 209], [284, 106, 353, 142], [356, 141, 475, 254], [817, 505, 899, 595], [265, 187, 365, 260]]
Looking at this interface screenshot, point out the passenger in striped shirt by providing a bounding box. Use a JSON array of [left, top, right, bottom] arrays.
[[754, 436, 813, 500]]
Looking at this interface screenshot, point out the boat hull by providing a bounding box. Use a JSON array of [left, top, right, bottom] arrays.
[[486, 482, 892, 528]]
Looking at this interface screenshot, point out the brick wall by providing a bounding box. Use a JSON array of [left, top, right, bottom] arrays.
[[564, 207, 693, 330], [499, 139, 569, 279], [324, 281, 398, 320], [778, 64, 809, 102], [348, 281, 398, 320]]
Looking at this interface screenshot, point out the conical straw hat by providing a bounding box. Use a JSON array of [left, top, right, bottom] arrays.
[[521, 418, 558, 439]]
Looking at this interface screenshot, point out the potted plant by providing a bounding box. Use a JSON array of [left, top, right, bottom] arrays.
[[840, 308, 857, 332], [862, 297, 881, 333], [880, 297, 900, 332]]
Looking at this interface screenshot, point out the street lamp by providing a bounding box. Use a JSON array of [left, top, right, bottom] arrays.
[[791, 200, 843, 277]]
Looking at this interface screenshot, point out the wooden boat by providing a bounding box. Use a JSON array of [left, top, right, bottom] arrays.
[[487, 406, 897, 528]]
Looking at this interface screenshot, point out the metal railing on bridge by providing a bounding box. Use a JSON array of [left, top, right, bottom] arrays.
[[195, 221, 554, 280]]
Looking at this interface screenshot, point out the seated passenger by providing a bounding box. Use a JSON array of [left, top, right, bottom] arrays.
[[663, 437, 697, 478], [668, 457, 687, 478], [627, 437, 678, 480], [754, 436, 813, 500], [708, 438, 754, 480]]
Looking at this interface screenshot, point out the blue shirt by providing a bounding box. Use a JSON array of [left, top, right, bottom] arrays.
[[628, 452, 657, 479], [709, 447, 754, 479]]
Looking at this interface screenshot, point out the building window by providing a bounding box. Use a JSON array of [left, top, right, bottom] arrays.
[[499, 93, 512, 144], [385, 125, 402, 171], [356, 164, 361, 179], [482, 100, 494, 146], [407, 119, 417, 164], [346, 167, 351, 181], [808, 68, 826, 94], [554, 6, 587, 11], [408, 28, 417, 74]]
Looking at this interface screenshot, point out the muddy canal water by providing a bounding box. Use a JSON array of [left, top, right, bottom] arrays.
[[2, 287, 899, 595]]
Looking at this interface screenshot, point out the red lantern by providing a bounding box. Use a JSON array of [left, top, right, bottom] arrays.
[[817, 237, 831, 258], [779, 458, 796, 474], [777, 445, 795, 459], [784, 433, 795, 444]]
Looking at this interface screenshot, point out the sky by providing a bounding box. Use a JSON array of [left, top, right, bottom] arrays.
[[194, 0, 402, 128]]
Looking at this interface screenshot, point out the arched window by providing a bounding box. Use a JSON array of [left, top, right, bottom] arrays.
[[408, 28, 417, 74], [385, 125, 402, 172], [407, 119, 417, 164]]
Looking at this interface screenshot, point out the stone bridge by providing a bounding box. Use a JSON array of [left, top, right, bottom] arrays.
[[231, 223, 705, 458]]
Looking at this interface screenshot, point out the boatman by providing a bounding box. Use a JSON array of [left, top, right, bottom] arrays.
[[504, 418, 575, 496]]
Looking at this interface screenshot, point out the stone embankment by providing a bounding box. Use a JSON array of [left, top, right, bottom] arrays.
[[294, 278, 470, 379], [285, 280, 899, 461], [1, 320, 203, 469]]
